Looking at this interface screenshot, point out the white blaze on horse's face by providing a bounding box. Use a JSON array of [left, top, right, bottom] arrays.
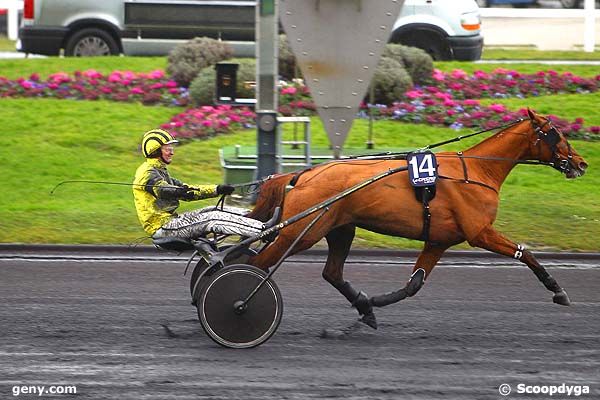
[[530, 113, 588, 180]]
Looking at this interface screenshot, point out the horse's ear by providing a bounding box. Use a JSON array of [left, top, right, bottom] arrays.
[[527, 108, 536, 120]]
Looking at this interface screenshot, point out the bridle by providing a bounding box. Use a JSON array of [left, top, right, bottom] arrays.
[[531, 118, 575, 175]]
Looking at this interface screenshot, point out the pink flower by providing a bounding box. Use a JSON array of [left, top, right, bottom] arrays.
[[83, 69, 102, 79], [49, 72, 70, 84], [432, 69, 445, 81], [166, 80, 178, 88], [100, 86, 112, 94], [446, 109, 456, 116], [121, 79, 132, 86], [463, 99, 480, 106], [488, 103, 506, 113], [130, 87, 144, 95], [473, 70, 489, 80], [435, 91, 452, 100], [405, 90, 424, 99], [443, 99, 457, 107], [148, 70, 165, 79], [19, 81, 33, 89], [281, 86, 297, 95], [201, 120, 213, 127], [108, 72, 122, 82], [450, 69, 468, 79], [150, 82, 164, 90], [168, 88, 179, 94], [47, 83, 59, 90], [29, 73, 40, 81]]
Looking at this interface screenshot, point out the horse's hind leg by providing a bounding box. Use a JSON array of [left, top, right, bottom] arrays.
[[369, 242, 449, 308], [469, 226, 570, 305], [321, 225, 378, 329]]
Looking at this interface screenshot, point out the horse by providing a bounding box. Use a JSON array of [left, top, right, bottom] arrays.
[[246, 110, 588, 329]]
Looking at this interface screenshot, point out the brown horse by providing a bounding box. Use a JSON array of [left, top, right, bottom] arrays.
[[246, 110, 588, 328]]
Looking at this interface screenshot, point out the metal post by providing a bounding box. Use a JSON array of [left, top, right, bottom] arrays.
[[366, 84, 375, 149], [255, 0, 280, 179], [583, 0, 596, 53]]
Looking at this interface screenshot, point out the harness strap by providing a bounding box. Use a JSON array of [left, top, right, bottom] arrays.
[[419, 188, 433, 242], [438, 175, 499, 194], [457, 152, 469, 183]]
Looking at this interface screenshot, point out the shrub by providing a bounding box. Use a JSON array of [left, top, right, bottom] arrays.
[[189, 58, 256, 106], [278, 34, 299, 80], [371, 57, 413, 105], [382, 44, 433, 85], [166, 37, 233, 87]]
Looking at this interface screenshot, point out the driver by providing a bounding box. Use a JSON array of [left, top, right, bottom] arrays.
[[133, 129, 273, 240]]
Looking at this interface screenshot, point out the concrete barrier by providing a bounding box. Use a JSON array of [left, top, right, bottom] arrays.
[[480, 2, 597, 51]]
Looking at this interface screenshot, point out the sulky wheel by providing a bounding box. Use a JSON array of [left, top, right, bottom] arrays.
[[189, 246, 255, 302], [198, 264, 283, 349], [190, 258, 219, 301]]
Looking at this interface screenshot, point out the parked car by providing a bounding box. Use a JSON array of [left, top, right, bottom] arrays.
[[476, 0, 536, 7], [477, 0, 598, 7], [18, 0, 482, 61]]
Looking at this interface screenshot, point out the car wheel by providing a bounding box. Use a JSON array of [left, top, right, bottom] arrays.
[[64, 28, 119, 57], [559, 0, 581, 7], [395, 30, 452, 61]]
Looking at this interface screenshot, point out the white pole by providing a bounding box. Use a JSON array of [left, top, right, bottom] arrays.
[[7, 0, 20, 41], [583, 0, 596, 52]]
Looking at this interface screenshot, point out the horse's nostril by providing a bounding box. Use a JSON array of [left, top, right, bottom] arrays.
[[579, 162, 588, 171]]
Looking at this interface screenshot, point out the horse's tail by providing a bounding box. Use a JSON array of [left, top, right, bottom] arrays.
[[247, 173, 293, 222]]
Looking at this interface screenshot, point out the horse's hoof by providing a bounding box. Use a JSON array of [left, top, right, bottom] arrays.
[[553, 290, 571, 306], [406, 268, 426, 297], [359, 313, 378, 330]]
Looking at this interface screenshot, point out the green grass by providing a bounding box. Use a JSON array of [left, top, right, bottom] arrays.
[[1, 98, 599, 250], [0, 56, 167, 79], [0, 51, 598, 80], [1, 52, 599, 249], [482, 48, 600, 61], [480, 92, 600, 126], [0, 35, 16, 51], [436, 61, 600, 77]]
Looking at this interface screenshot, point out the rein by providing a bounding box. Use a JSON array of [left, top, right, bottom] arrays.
[[237, 116, 573, 193]]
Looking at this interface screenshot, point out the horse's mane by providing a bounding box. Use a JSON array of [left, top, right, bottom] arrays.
[[247, 173, 294, 222], [464, 118, 531, 154]]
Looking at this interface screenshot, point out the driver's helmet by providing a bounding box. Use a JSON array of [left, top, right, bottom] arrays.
[[141, 129, 179, 158]]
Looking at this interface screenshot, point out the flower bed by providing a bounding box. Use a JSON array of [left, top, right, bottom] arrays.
[[363, 89, 600, 140], [0, 70, 189, 106], [2, 68, 599, 140], [430, 68, 599, 99], [160, 105, 255, 140]]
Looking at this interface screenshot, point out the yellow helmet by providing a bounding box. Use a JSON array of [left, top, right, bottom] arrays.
[[141, 129, 178, 158]]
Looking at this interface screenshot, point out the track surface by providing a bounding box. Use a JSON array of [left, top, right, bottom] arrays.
[[1, 252, 599, 399]]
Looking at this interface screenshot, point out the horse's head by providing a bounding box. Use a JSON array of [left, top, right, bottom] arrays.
[[527, 109, 588, 179]]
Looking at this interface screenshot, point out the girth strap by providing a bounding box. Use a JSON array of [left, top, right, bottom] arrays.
[[457, 152, 469, 183]]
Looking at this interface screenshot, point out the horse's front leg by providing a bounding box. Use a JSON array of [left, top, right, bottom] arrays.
[[322, 225, 378, 329], [369, 242, 448, 308], [469, 226, 570, 305]]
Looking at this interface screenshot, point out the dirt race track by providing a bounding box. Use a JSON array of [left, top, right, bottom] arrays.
[[0, 250, 599, 400]]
